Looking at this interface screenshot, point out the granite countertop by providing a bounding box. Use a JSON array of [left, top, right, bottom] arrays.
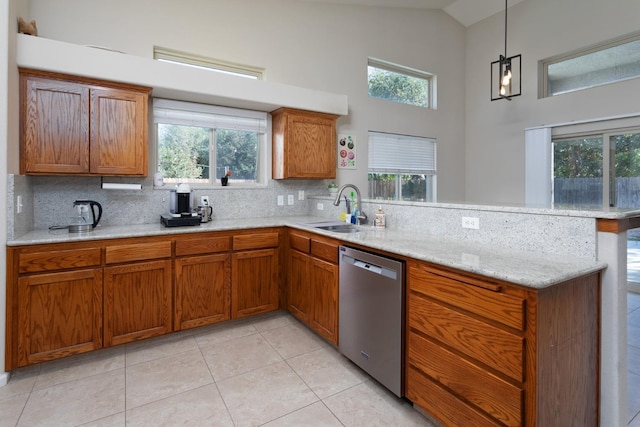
[[8, 215, 606, 290]]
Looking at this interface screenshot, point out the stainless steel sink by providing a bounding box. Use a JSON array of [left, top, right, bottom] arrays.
[[303, 221, 360, 233]]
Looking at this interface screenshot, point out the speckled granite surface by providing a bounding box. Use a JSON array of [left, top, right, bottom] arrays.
[[8, 215, 605, 289]]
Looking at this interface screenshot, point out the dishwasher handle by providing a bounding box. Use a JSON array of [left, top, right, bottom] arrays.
[[342, 254, 397, 280]]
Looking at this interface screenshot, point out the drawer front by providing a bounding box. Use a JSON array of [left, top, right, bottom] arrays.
[[175, 235, 231, 256], [409, 293, 524, 381], [310, 239, 338, 264], [409, 265, 525, 331], [289, 232, 310, 253], [19, 247, 102, 273], [406, 365, 500, 427], [408, 332, 523, 427], [233, 232, 279, 251], [105, 241, 172, 264]]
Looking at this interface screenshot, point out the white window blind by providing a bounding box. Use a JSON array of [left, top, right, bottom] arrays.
[[153, 98, 267, 133], [368, 131, 436, 174]]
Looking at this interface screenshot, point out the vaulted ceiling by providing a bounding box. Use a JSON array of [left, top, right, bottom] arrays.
[[300, 0, 525, 27]]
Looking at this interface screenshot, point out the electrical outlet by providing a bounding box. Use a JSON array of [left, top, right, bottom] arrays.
[[287, 195, 295, 205], [16, 195, 23, 214], [298, 190, 305, 201], [462, 216, 480, 229], [277, 195, 284, 206], [317, 203, 324, 210]]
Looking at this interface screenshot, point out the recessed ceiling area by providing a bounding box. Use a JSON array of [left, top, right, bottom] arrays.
[[299, 0, 525, 27]]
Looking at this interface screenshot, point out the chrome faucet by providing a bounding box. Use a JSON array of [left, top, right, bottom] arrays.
[[333, 184, 368, 225]]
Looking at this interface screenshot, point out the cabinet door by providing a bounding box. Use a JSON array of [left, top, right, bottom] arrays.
[[310, 257, 338, 344], [17, 269, 103, 366], [21, 76, 90, 174], [103, 260, 172, 346], [175, 254, 231, 331], [288, 249, 310, 322], [231, 248, 279, 318], [272, 108, 338, 179], [285, 113, 336, 178], [90, 87, 148, 175]]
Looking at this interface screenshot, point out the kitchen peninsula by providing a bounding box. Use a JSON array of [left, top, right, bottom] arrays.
[[6, 201, 637, 426]]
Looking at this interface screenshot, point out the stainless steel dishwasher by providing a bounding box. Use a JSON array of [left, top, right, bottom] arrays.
[[338, 246, 405, 397]]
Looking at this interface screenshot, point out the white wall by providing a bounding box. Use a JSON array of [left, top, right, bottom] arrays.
[[464, 0, 640, 205], [23, 0, 467, 201]]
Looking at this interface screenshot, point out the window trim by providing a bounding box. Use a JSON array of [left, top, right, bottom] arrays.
[[367, 57, 437, 109], [154, 46, 265, 80]]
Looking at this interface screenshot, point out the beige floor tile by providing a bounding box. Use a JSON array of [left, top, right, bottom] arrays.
[[0, 393, 30, 427], [125, 383, 234, 427], [262, 401, 343, 427], [18, 368, 125, 427], [78, 412, 125, 426], [323, 380, 433, 427], [261, 324, 326, 359], [125, 349, 213, 409], [193, 320, 258, 349], [125, 332, 198, 366], [201, 333, 282, 381], [251, 310, 295, 332], [287, 347, 368, 399], [0, 364, 39, 401], [217, 361, 318, 427], [34, 345, 125, 390]]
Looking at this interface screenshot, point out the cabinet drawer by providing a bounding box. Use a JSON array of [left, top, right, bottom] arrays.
[[409, 293, 524, 381], [19, 247, 102, 273], [310, 239, 338, 264], [175, 235, 231, 256], [233, 232, 279, 251], [289, 232, 310, 253], [105, 241, 172, 264], [409, 265, 525, 331], [406, 365, 499, 427], [408, 332, 523, 427]]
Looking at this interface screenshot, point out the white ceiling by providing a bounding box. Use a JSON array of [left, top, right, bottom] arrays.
[[299, 0, 525, 27]]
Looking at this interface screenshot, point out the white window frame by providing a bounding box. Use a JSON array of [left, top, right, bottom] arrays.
[[367, 58, 437, 109], [540, 31, 640, 98], [154, 46, 265, 80], [367, 131, 437, 202], [153, 98, 269, 189]]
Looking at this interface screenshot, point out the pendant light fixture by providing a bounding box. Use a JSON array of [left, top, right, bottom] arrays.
[[491, 0, 521, 101]]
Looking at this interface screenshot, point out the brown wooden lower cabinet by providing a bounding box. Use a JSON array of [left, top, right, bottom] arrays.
[[406, 260, 600, 427], [17, 268, 103, 366], [287, 229, 339, 344], [103, 260, 172, 347], [174, 253, 231, 330], [231, 248, 279, 318]]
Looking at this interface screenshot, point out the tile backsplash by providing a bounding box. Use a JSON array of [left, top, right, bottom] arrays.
[[8, 174, 328, 239], [8, 174, 598, 260]]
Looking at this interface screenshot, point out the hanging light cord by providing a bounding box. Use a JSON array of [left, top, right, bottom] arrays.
[[503, 0, 508, 60]]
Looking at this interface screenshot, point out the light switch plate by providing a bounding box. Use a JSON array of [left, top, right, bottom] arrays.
[[287, 195, 295, 205], [277, 195, 284, 206]]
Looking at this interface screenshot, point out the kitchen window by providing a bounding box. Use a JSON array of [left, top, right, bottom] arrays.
[[367, 58, 435, 109], [154, 46, 265, 80], [540, 31, 640, 98], [153, 99, 268, 187], [367, 131, 436, 202]]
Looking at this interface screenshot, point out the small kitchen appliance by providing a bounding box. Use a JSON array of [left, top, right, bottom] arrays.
[[197, 196, 212, 223], [69, 200, 102, 233], [162, 183, 201, 227]]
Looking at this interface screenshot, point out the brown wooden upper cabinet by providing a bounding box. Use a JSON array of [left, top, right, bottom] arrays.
[[19, 69, 151, 176], [271, 107, 339, 179]]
